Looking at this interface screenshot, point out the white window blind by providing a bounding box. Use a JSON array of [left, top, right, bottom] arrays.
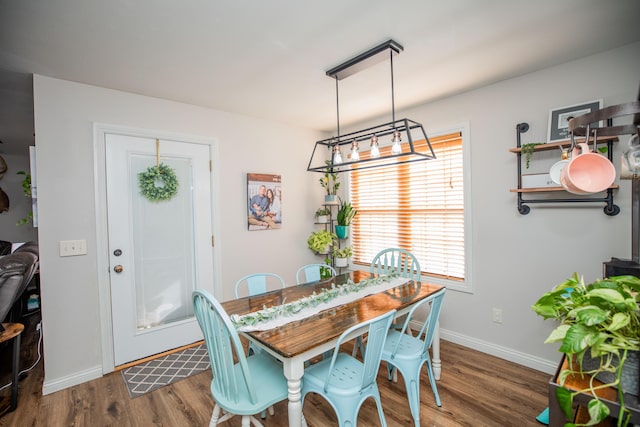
[[350, 131, 465, 281]]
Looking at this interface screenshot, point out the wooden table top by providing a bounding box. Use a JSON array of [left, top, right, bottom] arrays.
[[0, 323, 24, 343], [222, 271, 444, 358]]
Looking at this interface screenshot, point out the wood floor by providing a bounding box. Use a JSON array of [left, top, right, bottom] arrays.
[[0, 317, 552, 426]]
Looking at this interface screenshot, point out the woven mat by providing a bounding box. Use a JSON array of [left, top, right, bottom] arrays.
[[121, 344, 209, 398]]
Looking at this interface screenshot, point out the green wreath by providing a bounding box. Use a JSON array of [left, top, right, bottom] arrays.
[[138, 163, 179, 202]]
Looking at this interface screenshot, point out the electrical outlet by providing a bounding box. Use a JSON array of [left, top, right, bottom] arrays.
[[59, 239, 87, 257], [492, 308, 503, 323]]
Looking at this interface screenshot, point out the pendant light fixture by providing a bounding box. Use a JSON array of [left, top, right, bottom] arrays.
[[307, 39, 436, 174]]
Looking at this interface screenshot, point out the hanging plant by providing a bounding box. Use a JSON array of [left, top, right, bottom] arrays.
[[521, 143, 542, 169], [138, 163, 178, 202]]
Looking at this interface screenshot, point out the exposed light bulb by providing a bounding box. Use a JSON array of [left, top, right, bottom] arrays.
[[350, 140, 360, 161], [391, 130, 402, 155], [370, 135, 380, 158], [333, 145, 343, 164]]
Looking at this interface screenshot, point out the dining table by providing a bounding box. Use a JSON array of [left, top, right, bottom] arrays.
[[221, 270, 444, 427]]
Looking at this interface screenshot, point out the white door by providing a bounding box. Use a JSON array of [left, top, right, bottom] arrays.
[[105, 133, 214, 366]]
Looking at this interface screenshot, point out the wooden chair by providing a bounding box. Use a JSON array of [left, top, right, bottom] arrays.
[[301, 310, 396, 427], [192, 289, 288, 426]]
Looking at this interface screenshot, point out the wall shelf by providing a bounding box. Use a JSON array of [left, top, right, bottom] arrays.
[[512, 122, 620, 216]]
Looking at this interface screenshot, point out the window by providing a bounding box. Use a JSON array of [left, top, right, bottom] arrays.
[[350, 128, 470, 291]]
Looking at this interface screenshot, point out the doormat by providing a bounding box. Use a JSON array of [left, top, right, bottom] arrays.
[[121, 344, 210, 398]]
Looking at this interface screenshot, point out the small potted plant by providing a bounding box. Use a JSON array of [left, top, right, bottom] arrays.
[[532, 273, 640, 426], [335, 198, 357, 239], [320, 260, 333, 279], [307, 230, 337, 255], [315, 207, 331, 224], [320, 160, 340, 203], [333, 246, 352, 268]]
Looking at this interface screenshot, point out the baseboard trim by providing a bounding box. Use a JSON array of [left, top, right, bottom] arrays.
[[42, 365, 103, 395], [437, 328, 557, 374]]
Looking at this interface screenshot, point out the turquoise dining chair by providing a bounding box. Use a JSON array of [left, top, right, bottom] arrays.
[[301, 310, 396, 427], [295, 263, 337, 284], [353, 248, 422, 358], [381, 288, 446, 427], [234, 273, 286, 299], [234, 272, 286, 418], [235, 272, 285, 357], [370, 247, 421, 281], [192, 289, 289, 427]]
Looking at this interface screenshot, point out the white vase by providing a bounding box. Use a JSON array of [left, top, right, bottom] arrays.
[[317, 215, 329, 223], [335, 257, 348, 267]]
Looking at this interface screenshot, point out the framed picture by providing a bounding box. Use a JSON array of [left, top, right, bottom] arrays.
[[247, 173, 282, 230], [547, 100, 602, 143]]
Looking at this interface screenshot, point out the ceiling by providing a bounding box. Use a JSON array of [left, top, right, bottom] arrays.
[[1, 0, 640, 155]]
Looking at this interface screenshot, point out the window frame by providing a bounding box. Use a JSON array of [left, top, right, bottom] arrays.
[[347, 122, 473, 293]]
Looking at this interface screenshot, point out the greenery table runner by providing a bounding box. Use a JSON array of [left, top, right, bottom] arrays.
[[231, 273, 408, 332]]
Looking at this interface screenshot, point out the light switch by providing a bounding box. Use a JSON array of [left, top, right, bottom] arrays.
[[59, 239, 87, 257]]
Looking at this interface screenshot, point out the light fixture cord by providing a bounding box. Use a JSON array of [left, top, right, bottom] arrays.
[[390, 49, 395, 124], [335, 76, 340, 138]]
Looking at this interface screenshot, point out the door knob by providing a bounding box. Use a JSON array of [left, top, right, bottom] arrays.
[[113, 265, 124, 273]]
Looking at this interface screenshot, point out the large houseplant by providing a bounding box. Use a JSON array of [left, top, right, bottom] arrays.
[[532, 273, 640, 426]]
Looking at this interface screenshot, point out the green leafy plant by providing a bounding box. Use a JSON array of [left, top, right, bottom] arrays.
[[521, 143, 542, 168], [532, 273, 640, 427], [315, 207, 330, 217], [320, 263, 333, 279], [16, 171, 32, 226], [336, 198, 357, 226], [333, 246, 352, 259], [307, 230, 337, 254], [319, 160, 340, 195]]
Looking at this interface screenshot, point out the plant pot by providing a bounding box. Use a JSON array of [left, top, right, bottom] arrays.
[[335, 225, 349, 239], [317, 215, 329, 224], [335, 257, 348, 267], [325, 195, 336, 203], [582, 350, 639, 396], [316, 243, 331, 255]]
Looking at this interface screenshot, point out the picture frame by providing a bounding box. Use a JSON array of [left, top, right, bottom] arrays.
[[547, 99, 602, 143], [247, 173, 282, 230]]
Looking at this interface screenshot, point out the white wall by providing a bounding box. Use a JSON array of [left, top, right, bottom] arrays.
[[392, 41, 639, 371], [33, 75, 325, 393], [32, 41, 640, 393]]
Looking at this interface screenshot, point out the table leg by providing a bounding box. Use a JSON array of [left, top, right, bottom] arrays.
[[432, 322, 441, 380], [10, 333, 21, 410], [282, 358, 305, 427]]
